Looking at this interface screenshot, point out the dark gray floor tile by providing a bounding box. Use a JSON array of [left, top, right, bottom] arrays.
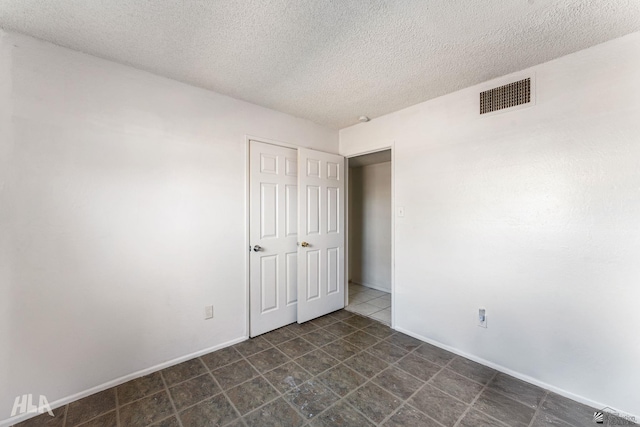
[[66, 389, 116, 427], [396, 353, 442, 382], [373, 366, 425, 399], [488, 373, 546, 409], [262, 326, 299, 345], [75, 410, 117, 427], [327, 310, 355, 321], [362, 322, 395, 339], [382, 404, 441, 427], [429, 368, 484, 403], [161, 359, 208, 387], [447, 357, 496, 385], [413, 343, 455, 366], [457, 409, 509, 427], [262, 361, 313, 393], [211, 359, 259, 390], [243, 397, 304, 427], [284, 379, 339, 419], [344, 351, 390, 378], [13, 405, 66, 427], [226, 376, 279, 415], [473, 388, 535, 426], [321, 339, 361, 360], [309, 400, 374, 427], [119, 391, 174, 427], [301, 329, 339, 347], [168, 374, 220, 412], [385, 333, 423, 352], [530, 412, 574, 427], [309, 315, 338, 328], [200, 347, 243, 371], [342, 314, 374, 329], [345, 382, 401, 424], [233, 336, 273, 357], [343, 330, 379, 349], [178, 394, 238, 427], [317, 364, 367, 396], [294, 349, 339, 376], [117, 372, 165, 405], [366, 341, 408, 363], [284, 321, 319, 335], [151, 416, 181, 427], [409, 384, 468, 427], [277, 337, 316, 359], [323, 322, 359, 338], [246, 347, 290, 373], [540, 392, 597, 427]]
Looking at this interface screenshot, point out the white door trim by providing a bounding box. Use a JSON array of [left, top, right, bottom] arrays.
[[344, 143, 396, 329]]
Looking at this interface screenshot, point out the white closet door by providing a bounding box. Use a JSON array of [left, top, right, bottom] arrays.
[[297, 148, 345, 323], [249, 141, 298, 337]]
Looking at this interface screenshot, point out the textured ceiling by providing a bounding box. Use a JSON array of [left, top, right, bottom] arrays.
[[1, 1, 639, 129]]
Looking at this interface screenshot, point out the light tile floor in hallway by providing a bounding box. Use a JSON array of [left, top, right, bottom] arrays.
[[346, 282, 391, 325], [15, 310, 620, 427]]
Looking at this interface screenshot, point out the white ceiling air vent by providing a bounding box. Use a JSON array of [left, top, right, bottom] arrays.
[[480, 77, 532, 115]]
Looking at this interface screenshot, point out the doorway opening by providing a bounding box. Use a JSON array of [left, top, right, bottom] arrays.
[[346, 149, 392, 325]]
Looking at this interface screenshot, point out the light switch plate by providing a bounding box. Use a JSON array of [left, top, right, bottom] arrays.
[[205, 305, 214, 320]]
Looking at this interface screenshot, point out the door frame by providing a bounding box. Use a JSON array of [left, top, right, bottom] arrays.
[[344, 144, 396, 329]]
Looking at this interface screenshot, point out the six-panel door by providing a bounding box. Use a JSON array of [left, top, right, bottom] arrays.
[[297, 148, 345, 323], [249, 141, 298, 337]]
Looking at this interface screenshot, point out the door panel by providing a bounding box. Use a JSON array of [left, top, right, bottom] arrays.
[[250, 141, 298, 336], [285, 252, 298, 305], [297, 148, 345, 323]]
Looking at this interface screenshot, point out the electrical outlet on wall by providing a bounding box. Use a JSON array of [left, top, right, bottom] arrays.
[[205, 305, 214, 320], [478, 308, 487, 328]]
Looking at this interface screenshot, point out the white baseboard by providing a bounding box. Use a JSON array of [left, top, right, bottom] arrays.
[[394, 326, 638, 422], [0, 336, 248, 427], [350, 281, 391, 293]]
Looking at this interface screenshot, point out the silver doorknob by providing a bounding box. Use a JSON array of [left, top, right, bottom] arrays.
[[300, 242, 310, 247], [253, 245, 262, 252]]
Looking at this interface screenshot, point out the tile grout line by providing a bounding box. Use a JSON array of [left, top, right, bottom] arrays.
[[451, 370, 511, 427], [62, 404, 68, 427], [334, 377, 387, 426], [225, 336, 344, 424], [114, 386, 121, 427], [376, 353, 452, 427], [159, 369, 185, 427], [201, 356, 250, 427], [526, 390, 550, 427], [315, 334, 424, 426]]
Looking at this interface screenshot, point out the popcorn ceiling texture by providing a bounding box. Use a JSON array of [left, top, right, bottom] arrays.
[[0, 0, 639, 128]]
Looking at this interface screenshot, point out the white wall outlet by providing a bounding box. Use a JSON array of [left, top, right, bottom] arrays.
[[478, 308, 487, 328], [205, 305, 214, 320], [397, 206, 405, 217]]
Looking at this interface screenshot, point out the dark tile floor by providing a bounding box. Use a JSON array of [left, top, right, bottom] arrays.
[[14, 310, 623, 427]]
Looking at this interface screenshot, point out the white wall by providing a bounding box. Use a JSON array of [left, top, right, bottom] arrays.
[[0, 30, 337, 426], [349, 162, 392, 292], [340, 32, 640, 418]]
